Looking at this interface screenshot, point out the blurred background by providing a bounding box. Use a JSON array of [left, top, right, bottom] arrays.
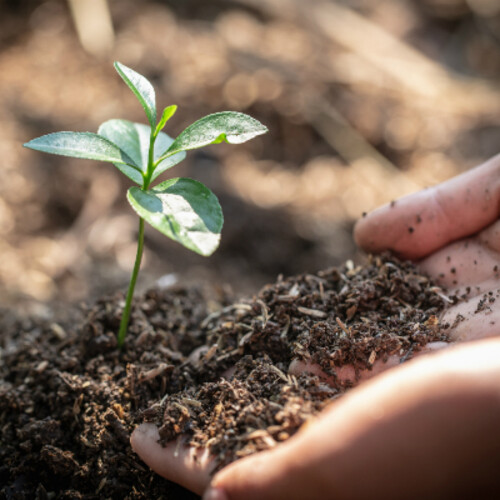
[[0, 0, 499, 315]]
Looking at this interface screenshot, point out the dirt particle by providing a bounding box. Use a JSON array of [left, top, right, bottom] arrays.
[[451, 314, 465, 328], [408, 227, 414, 234]]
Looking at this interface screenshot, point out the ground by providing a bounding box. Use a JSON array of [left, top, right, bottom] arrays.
[[0, 254, 453, 498]]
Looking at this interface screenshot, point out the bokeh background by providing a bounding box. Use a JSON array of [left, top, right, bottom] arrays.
[[1, 0, 499, 315]]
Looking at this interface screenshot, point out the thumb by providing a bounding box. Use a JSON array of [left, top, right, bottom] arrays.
[[204, 338, 500, 500], [204, 439, 311, 500]]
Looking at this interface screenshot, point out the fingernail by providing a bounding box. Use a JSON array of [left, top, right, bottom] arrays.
[[130, 423, 160, 453], [133, 423, 159, 439], [203, 486, 228, 500]]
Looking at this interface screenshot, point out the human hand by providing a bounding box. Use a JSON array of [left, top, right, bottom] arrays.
[[132, 154, 500, 498], [288, 153, 500, 384], [355, 153, 500, 343], [132, 338, 500, 500], [199, 337, 500, 500]]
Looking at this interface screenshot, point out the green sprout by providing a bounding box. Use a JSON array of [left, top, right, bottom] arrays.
[[24, 62, 268, 347]]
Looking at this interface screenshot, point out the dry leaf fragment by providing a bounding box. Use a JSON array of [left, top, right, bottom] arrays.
[[368, 350, 377, 365], [346, 305, 357, 320], [297, 306, 327, 318]]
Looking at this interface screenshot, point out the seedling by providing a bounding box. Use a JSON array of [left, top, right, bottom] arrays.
[[24, 62, 268, 347]]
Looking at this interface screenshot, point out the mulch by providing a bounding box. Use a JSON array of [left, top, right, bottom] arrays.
[[0, 253, 453, 499]]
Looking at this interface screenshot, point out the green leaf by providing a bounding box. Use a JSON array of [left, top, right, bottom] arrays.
[[127, 178, 223, 256], [114, 61, 157, 128], [98, 119, 148, 184], [151, 135, 186, 182], [164, 111, 268, 157], [154, 105, 177, 137], [23, 132, 136, 165], [98, 119, 186, 183]]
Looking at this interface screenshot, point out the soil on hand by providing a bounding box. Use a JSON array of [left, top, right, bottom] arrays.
[[0, 254, 453, 499]]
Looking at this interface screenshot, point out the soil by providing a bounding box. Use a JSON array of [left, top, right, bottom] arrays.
[[0, 253, 454, 499]]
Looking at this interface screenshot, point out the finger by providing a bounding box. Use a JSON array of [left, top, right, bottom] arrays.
[[131, 423, 214, 495], [417, 236, 498, 289], [414, 220, 500, 343], [288, 355, 401, 386], [416, 220, 500, 289], [439, 293, 500, 343], [354, 154, 500, 260], [208, 338, 500, 500], [288, 342, 450, 388]]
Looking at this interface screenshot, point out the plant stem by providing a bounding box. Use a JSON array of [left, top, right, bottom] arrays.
[[117, 127, 156, 347], [117, 217, 145, 348], [144, 130, 156, 189]]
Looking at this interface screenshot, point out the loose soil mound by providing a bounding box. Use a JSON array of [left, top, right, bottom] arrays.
[[0, 254, 453, 499]]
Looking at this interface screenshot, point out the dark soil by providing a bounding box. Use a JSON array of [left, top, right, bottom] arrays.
[[0, 253, 453, 499]]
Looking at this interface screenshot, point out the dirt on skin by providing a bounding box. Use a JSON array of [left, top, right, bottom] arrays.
[[0, 254, 454, 499]]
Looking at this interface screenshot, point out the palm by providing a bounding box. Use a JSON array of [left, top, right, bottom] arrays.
[[354, 154, 500, 345], [419, 219, 500, 343]]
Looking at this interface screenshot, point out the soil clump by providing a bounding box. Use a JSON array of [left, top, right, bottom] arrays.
[[0, 254, 453, 499]]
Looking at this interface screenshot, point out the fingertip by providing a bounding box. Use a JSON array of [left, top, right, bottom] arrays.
[[203, 486, 229, 500], [130, 423, 177, 484], [131, 423, 215, 494], [353, 209, 391, 256], [352, 213, 370, 249], [130, 422, 160, 455], [130, 423, 175, 480]]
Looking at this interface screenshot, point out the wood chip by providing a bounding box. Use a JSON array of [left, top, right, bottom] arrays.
[[368, 350, 377, 365], [335, 316, 351, 335], [138, 363, 173, 383], [50, 323, 67, 340], [297, 306, 327, 318]]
